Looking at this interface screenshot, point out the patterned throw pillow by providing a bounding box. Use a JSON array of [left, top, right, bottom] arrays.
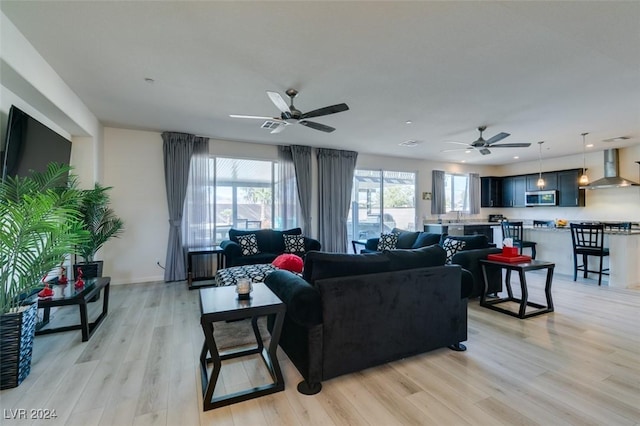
[[236, 233, 260, 256], [442, 238, 466, 264], [283, 234, 306, 253], [377, 232, 398, 251]]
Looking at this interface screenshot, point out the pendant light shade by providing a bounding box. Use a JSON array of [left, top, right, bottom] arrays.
[[537, 141, 545, 188], [579, 132, 589, 185]]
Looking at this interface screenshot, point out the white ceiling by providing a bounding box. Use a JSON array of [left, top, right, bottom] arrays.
[[2, 1, 639, 165]]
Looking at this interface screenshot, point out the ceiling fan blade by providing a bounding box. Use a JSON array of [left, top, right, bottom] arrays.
[[479, 148, 492, 155], [488, 143, 532, 148], [485, 132, 510, 145], [299, 103, 349, 120], [446, 141, 472, 146], [267, 91, 291, 115], [230, 114, 283, 121], [440, 148, 472, 153], [299, 120, 335, 133]]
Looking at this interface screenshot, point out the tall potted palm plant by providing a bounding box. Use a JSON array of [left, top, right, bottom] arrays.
[[0, 163, 88, 389], [73, 184, 124, 279]]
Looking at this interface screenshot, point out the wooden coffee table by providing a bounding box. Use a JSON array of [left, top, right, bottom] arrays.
[[479, 259, 555, 319], [199, 283, 286, 410], [34, 277, 110, 342]]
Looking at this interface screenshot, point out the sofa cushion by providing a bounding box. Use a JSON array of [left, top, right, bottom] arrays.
[[236, 233, 260, 256], [383, 245, 447, 271], [229, 227, 302, 253], [442, 238, 466, 263], [411, 232, 442, 249], [377, 232, 398, 250], [302, 251, 391, 285], [392, 228, 420, 248], [283, 234, 306, 253], [440, 234, 490, 251]]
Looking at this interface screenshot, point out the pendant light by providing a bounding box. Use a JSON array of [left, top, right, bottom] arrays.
[[536, 141, 545, 188], [579, 132, 589, 186]]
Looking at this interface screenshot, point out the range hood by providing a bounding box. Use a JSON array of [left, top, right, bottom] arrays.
[[580, 148, 640, 189]]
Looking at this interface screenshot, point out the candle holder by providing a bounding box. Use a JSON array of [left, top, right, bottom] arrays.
[[236, 278, 252, 300]]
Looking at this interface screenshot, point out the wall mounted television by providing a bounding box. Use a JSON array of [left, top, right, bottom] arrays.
[[1, 105, 72, 181]]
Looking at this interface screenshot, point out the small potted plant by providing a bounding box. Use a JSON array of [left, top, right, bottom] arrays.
[[73, 184, 124, 279], [0, 163, 88, 389]]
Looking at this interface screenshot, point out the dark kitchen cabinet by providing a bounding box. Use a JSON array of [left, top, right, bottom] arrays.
[[502, 176, 526, 207], [481, 177, 503, 207], [557, 169, 585, 207], [526, 172, 558, 191]]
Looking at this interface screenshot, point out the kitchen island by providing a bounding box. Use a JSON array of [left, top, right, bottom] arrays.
[[522, 227, 640, 289]]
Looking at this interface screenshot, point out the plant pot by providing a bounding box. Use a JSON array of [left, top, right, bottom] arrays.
[[1, 302, 38, 390], [73, 261, 103, 302]]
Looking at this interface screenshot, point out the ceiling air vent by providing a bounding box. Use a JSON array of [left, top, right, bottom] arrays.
[[399, 140, 420, 147]]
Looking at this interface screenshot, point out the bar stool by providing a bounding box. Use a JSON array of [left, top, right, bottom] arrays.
[[570, 223, 609, 286], [501, 221, 537, 259]]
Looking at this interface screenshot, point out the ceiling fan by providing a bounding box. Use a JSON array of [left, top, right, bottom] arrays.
[[441, 126, 531, 155], [230, 89, 349, 134]]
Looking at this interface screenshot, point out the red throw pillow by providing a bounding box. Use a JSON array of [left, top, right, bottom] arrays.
[[272, 254, 304, 273]]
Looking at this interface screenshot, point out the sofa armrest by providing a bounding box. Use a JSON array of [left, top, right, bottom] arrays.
[[304, 237, 322, 252], [220, 239, 242, 260], [451, 247, 502, 297], [364, 238, 379, 251], [264, 270, 322, 327]]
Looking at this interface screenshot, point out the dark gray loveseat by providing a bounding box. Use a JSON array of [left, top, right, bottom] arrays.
[[264, 245, 471, 394]]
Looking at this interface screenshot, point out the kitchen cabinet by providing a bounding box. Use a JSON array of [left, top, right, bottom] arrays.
[[481, 177, 503, 207], [557, 169, 586, 207], [526, 172, 558, 191], [502, 176, 526, 207]]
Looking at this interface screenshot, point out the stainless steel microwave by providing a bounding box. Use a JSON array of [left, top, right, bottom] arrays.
[[525, 190, 557, 206]]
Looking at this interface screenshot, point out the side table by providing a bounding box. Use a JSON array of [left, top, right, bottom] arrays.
[[479, 259, 555, 319], [188, 246, 225, 290], [199, 283, 286, 410]]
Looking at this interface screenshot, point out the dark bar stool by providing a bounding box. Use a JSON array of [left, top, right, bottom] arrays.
[[501, 221, 537, 259], [569, 223, 610, 286]]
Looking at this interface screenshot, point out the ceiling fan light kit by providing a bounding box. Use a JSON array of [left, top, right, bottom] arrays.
[[231, 89, 349, 134]]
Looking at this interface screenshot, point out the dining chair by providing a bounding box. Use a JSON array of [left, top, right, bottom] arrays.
[[569, 223, 610, 286], [501, 221, 537, 259]]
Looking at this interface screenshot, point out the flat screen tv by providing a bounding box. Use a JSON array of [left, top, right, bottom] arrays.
[[1, 105, 72, 181]]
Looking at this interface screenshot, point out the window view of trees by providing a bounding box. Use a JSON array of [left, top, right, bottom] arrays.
[[444, 173, 470, 212]]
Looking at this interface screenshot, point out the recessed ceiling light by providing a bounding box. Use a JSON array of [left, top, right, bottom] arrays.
[[603, 136, 629, 142], [465, 150, 471, 154], [461, 160, 466, 163], [586, 143, 594, 148], [513, 156, 519, 159], [405, 120, 412, 125]]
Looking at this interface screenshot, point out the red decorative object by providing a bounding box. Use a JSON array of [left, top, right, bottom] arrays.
[[272, 254, 304, 273], [58, 265, 68, 285], [75, 267, 84, 289], [502, 247, 519, 257], [38, 283, 54, 298], [487, 254, 532, 263]]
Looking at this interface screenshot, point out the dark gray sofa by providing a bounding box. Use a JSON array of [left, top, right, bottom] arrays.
[[361, 228, 441, 253], [220, 227, 321, 267], [264, 245, 470, 394]]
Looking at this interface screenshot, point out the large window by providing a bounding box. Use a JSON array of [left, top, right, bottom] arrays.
[[348, 169, 416, 246], [445, 172, 470, 212], [183, 157, 299, 246]]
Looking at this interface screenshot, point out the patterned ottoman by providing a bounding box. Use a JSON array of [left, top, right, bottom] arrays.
[[214, 263, 278, 287]]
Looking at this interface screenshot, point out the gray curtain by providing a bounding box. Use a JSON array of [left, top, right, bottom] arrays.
[[276, 146, 300, 230], [431, 169, 446, 215], [291, 145, 312, 235], [317, 148, 358, 253], [468, 172, 480, 214], [162, 132, 209, 282]]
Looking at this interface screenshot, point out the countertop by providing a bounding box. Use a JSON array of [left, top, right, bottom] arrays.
[[423, 222, 500, 226], [525, 227, 640, 235]]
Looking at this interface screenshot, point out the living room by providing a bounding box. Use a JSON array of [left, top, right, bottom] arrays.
[[1, 2, 639, 424]]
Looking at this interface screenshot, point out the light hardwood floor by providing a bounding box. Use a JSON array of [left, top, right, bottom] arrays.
[[1, 272, 639, 425]]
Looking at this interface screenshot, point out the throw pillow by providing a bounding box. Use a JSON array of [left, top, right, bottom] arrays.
[[236, 233, 260, 256], [442, 238, 466, 264], [272, 253, 304, 273], [377, 232, 398, 251], [283, 234, 306, 253]]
